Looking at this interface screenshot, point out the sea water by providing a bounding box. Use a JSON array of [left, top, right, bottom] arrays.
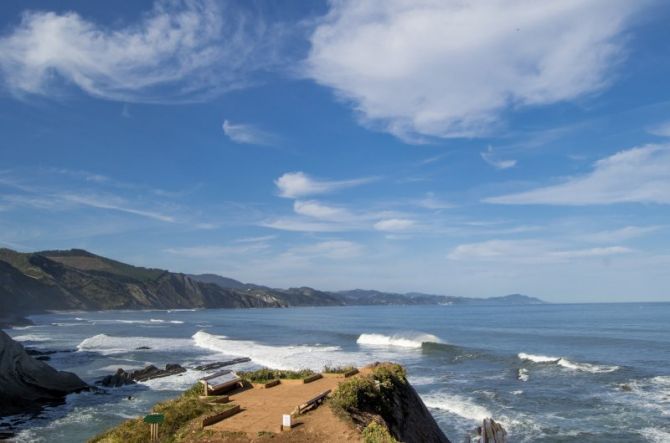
[[3, 303, 670, 442]]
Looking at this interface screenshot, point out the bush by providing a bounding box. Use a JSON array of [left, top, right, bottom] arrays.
[[323, 365, 357, 374], [89, 383, 233, 443], [362, 421, 398, 443], [330, 376, 379, 413], [238, 368, 315, 383]]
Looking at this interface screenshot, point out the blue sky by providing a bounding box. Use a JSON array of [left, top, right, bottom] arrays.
[[1, 0, 669, 302]]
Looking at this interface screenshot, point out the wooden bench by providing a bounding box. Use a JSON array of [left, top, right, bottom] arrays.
[[199, 370, 242, 396], [302, 373, 323, 384], [201, 405, 241, 428], [295, 389, 331, 414]]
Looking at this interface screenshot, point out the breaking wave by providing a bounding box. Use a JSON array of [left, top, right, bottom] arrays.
[[422, 392, 492, 422], [356, 332, 442, 349], [518, 352, 619, 373], [76, 334, 193, 355], [193, 330, 361, 371]]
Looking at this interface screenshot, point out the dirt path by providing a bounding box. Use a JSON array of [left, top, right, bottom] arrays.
[[208, 375, 360, 441]]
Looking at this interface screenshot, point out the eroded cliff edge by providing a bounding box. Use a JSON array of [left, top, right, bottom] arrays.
[[0, 330, 88, 416]]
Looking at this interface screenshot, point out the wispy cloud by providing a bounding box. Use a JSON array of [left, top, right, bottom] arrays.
[[222, 120, 280, 146], [486, 145, 670, 205], [305, 0, 642, 140], [0, 0, 272, 102], [584, 225, 661, 243], [413, 192, 453, 210], [649, 120, 670, 137], [481, 146, 517, 170], [58, 193, 176, 223], [275, 171, 374, 199], [448, 239, 631, 263], [284, 240, 364, 260], [0, 170, 180, 223], [373, 218, 415, 232], [165, 242, 270, 259]]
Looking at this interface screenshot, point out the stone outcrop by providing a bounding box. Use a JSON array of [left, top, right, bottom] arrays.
[[0, 330, 88, 416], [96, 364, 186, 387]]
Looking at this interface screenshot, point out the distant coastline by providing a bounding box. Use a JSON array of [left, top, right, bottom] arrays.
[[0, 247, 544, 326]]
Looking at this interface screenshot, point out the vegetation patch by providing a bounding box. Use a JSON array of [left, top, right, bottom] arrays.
[[237, 368, 315, 383], [362, 421, 399, 443], [323, 365, 357, 374], [329, 363, 408, 441], [89, 384, 234, 443]]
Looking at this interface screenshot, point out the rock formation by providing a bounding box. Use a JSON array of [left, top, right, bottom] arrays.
[[0, 330, 88, 416]]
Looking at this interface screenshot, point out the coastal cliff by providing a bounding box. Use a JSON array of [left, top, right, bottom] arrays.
[[90, 363, 450, 443], [0, 330, 88, 416], [0, 248, 544, 323]]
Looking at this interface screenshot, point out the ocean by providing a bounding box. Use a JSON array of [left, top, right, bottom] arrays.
[[3, 303, 670, 442]]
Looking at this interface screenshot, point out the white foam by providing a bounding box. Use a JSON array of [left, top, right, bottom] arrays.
[[149, 319, 184, 324], [12, 334, 51, 342], [408, 375, 438, 386], [517, 368, 529, 382], [140, 369, 202, 391], [641, 427, 670, 443], [518, 352, 619, 373], [193, 330, 361, 371], [422, 392, 492, 422], [76, 334, 193, 355], [518, 352, 559, 363], [356, 332, 442, 349], [625, 375, 670, 416]]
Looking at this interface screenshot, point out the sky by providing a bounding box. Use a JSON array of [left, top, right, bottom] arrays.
[[0, 0, 669, 303]]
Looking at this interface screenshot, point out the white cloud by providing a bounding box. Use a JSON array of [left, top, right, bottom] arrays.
[[305, 0, 640, 140], [374, 218, 415, 232], [414, 192, 453, 210], [293, 200, 353, 221], [275, 171, 373, 198], [649, 121, 670, 137], [222, 120, 279, 146], [286, 240, 364, 260], [486, 145, 670, 205], [585, 226, 661, 243], [481, 146, 517, 169], [260, 218, 349, 233], [165, 242, 269, 258], [59, 193, 177, 223], [0, 0, 270, 102], [447, 239, 631, 263]]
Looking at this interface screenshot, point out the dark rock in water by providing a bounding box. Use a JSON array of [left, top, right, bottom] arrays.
[[195, 357, 251, 371], [0, 330, 89, 417], [96, 364, 187, 387], [25, 348, 75, 357], [35, 356, 50, 361], [619, 384, 633, 392], [135, 346, 151, 350]]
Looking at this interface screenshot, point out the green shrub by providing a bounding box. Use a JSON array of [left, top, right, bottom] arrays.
[[323, 365, 357, 374], [89, 383, 232, 443], [330, 375, 379, 413], [238, 368, 315, 383], [362, 421, 398, 443]]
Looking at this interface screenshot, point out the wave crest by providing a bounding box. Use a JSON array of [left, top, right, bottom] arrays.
[[356, 332, 442, 349], [518, 352, 619, 373], [76, 333, 192, 355], [192, 330, 358, 371]]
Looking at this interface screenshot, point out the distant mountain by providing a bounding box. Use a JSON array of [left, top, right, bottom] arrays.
[[0, 248, 545, 323]]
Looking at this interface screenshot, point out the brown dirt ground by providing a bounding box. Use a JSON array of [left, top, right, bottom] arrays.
[[200, 374, 362, 442]]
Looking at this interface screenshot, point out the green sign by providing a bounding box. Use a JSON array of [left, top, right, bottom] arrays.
[[144, 414, 165, 424]]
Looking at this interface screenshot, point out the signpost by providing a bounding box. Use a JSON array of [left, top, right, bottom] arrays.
[[144, 414, 165, 442]]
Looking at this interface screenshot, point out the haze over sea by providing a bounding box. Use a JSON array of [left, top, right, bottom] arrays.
[[5, 303, 669, 442]]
